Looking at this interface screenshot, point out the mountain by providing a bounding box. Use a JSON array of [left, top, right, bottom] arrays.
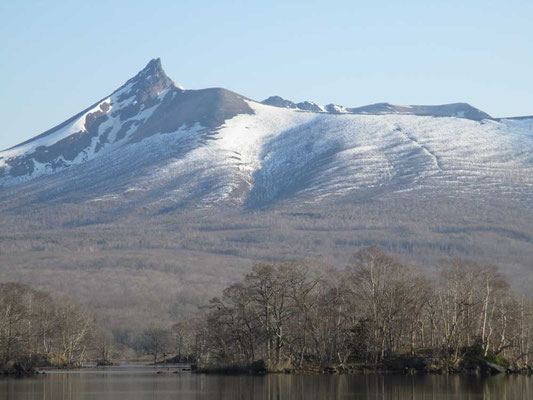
[[0, 59, 531, 211], [0, 59, 532, 326], [1, 57, 532, 219]]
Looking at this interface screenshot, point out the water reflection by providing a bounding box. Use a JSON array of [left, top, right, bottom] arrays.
[[0, 370, 532, 399]]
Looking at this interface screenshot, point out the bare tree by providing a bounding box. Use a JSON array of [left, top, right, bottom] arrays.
[[0, 283, 97, 371], [55, 300, 93, 365], [140, 327, 171, 364]]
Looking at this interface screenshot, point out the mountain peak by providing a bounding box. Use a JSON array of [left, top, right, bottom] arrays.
[[144, 57, 163, 72], [261, 96, 297, 109], [261, 96, 326, 113], [121, 58, 181, 101], [130, 58, 169, 81]]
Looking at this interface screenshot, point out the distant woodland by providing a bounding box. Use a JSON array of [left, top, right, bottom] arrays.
[[1, 198, 532, 334]]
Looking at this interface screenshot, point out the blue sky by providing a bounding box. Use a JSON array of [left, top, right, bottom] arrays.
[[1, 0, 532, 150]]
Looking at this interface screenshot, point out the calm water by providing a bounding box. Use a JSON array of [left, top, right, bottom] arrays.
[[1, 366, 532, 399]]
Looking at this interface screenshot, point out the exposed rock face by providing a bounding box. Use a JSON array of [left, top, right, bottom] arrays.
[[261, 97, 326, 113], [261, 96, 297, 109], [296, 101, 324, 112], [462, 361, 506, 375], [120, 57, 175, 104]]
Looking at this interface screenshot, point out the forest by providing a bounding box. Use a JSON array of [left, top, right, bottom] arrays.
[[0, 283, 94, 375], [1, 247, 532, 376], [190, 247, 533, 374], [1, 197, 532, 343]]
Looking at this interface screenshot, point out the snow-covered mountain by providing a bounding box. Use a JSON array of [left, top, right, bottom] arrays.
[[0, 59, 532, 212]]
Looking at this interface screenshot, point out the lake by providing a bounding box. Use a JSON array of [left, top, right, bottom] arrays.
[[1, 366, 532, 399]]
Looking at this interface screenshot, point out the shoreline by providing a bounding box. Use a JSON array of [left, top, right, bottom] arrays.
[[197, 359, 533, 377], [3, 367, 532, 379], [3, 357, 533, 379], [197, 367, 533, 377]]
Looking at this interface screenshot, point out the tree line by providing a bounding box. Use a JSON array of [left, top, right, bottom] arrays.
[[186, 248, 533, 370], [2, 247, 532, 373], [0, 283, 96, 373], [0, 280, 193, 372]]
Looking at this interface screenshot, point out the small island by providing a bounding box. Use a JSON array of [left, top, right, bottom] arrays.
[[191, 248, 533, 376]]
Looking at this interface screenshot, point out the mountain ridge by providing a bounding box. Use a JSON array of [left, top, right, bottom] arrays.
[[260, 97, 493, 120], [4, 58, 519, 155]]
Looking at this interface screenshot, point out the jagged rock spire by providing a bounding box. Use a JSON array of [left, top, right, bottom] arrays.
[[120, 58, 181, 102]]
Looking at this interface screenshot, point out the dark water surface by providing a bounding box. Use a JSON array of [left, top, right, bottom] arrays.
[[1, 367, 532, 399]]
